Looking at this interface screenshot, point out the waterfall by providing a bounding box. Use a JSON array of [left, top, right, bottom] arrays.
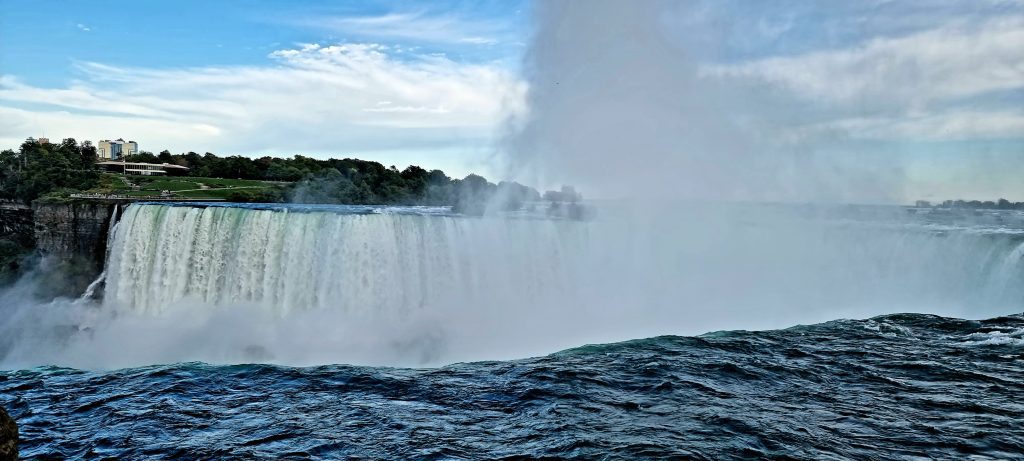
[[107, 203, 120, 251], [105, 203, 1024, 322], [75, 203, 121, 303], [4, 201, 1006, 368], [77, 271, 106, 303], [990, 239, 1024, 296], [105, 204, 584, 317]]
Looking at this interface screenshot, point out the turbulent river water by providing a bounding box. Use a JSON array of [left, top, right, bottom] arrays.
[[3, 314, 1023, 459], [2, 202, 1024, 458]]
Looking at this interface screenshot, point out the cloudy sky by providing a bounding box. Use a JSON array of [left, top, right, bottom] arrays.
[[1, 0, 1022, 201]]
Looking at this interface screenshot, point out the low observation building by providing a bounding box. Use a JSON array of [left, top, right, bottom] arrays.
[[97, 161, 189, 176]]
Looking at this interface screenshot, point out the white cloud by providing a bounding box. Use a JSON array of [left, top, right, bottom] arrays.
[[76, 23, 91, 32], [803, 110, 1024, 142], [701, 16, 1024, 144], [704, 16, 1024, 108], [296, 12, 505, 46], [0, 42, 525, 176], [362, 105, 450, 114]]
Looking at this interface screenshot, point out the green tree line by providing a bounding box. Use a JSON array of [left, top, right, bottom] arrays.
[[1, 140, 544, 214], [0, 138, 100, 204], [127, 149, 541, 212]]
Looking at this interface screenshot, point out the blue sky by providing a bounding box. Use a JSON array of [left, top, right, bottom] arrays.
[[1, 0, 530, 179], [1, 0, 1023, 201], [1, 1, 525, 84]]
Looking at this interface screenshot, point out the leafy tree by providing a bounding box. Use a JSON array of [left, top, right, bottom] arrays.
[[0, 139, 544, 211], [265, 162, 306, 181], [80, 141, 97, 167], [0, 138, 100, 204], [543, 185, 582, 203], [453, 174, 495, 215], [125, 151, 160, 163]]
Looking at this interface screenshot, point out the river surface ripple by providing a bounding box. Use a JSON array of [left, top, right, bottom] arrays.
[[2, 313, 1023, 459]]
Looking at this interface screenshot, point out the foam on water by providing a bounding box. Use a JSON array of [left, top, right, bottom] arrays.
[[965, 328, 1024, 346]]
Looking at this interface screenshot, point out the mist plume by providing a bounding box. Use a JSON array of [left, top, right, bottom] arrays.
[[504, 0, 906, 203]]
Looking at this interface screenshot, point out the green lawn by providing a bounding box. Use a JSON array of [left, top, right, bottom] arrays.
[[139, 179, 200, 191], [88, 173, 286, 200], [190, 177, 269, 188], [125, 190, 165, 197]]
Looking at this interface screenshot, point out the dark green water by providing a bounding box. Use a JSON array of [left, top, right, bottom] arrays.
[[3, 313, 1023, 459]]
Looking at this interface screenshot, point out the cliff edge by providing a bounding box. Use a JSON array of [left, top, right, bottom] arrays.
[[0, 406, 16, 461]]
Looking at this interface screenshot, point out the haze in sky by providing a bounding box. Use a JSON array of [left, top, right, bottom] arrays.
[[1, 0, 1023, 202]]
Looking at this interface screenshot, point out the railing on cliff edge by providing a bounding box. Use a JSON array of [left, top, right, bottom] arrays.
[[68, 193, 224, 201]]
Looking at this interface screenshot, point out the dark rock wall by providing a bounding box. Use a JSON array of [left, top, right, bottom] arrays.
[[0, 406, 15, 461], [32, 202, 116, 275], [0, 204, 34, 249]]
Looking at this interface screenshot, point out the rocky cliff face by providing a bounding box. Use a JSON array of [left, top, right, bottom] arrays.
[[32, 202, 116, 293], [0, 204, 34, 249], [0, 406, 15, 461], [33, 202, 115, 267]]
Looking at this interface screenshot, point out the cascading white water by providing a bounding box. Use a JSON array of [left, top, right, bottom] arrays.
[[5, 202, 1024, 369], [105, 204, 583, 318], [76, 204, 121, 303], [108, 203, 1024, 331]]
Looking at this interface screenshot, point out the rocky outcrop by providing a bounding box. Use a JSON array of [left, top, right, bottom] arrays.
[[33, 202, 116, 273], [0, 406, 16, 461], [0, 203, 34, 249], [30, 201, 117, 295]]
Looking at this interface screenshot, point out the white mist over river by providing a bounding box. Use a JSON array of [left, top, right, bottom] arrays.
[[3, 202, 1024, 369]]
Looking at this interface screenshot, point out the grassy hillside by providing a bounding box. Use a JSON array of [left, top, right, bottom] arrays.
[[86, 173, 287, 201]]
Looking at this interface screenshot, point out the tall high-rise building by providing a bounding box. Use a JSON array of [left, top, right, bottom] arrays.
[[97, 139, 138, 160]]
